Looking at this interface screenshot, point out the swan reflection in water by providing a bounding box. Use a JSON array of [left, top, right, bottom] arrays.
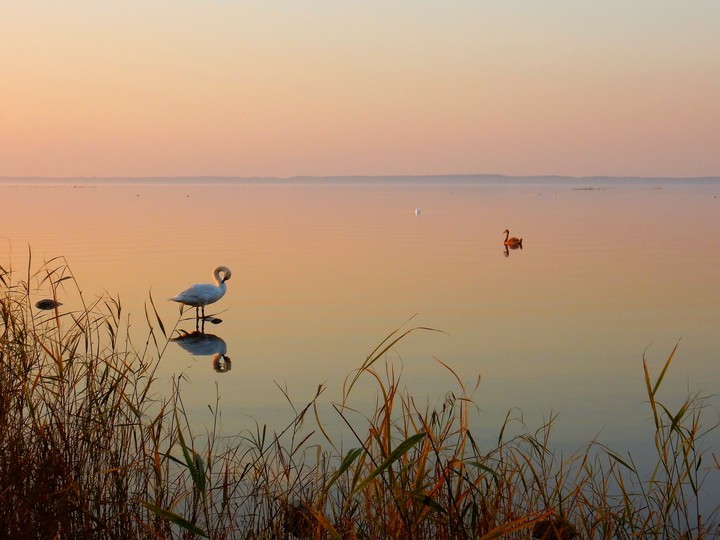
[[503, 244, 524, 257], [171, 331, 232, 373], [212, 354, 232, 373]]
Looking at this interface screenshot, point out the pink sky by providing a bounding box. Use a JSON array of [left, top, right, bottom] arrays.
[[1, 1, 719, 178]]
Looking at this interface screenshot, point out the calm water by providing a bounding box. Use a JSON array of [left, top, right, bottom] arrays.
[[2, 177, 720, 478]]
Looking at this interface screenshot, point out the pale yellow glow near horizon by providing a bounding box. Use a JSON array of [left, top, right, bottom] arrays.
[[1, 1, 719, 178]]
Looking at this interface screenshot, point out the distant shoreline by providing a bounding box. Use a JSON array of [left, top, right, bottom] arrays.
[[2, 174, 719, 186]]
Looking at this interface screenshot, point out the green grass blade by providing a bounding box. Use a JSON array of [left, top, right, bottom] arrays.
[[652, 341, 679, 396], [323, 447, 363, 495], [175, 411, 206, 496], [140, 501, 209, 537], [410, 491, 447, 515], [352, 432, 427, 494]]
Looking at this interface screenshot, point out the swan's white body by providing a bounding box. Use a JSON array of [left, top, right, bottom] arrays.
[[171, 266, 231, 319]]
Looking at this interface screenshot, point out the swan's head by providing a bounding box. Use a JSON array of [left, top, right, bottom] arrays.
[[215, 266, 232, 283], [503, 229, 510, 234]]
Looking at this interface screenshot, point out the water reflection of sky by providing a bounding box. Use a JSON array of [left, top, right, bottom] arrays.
[[2, 179, 720, 480]]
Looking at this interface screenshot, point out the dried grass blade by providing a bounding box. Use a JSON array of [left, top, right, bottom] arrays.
[[643, 356, 660, 430], [477, 508, 553, 539], [605, 449, 634, 472], [148, 290, 167, 339]]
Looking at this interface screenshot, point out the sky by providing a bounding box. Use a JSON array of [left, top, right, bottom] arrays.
[[1, 1, 719, 178]]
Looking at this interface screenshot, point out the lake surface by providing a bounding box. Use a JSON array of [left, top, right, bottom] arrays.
[[2, 177, 719, 482]]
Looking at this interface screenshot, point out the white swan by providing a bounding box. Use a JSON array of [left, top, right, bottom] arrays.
[[170, 266, 231, 320]]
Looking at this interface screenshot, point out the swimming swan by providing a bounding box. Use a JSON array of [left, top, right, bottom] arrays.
[[503, 229, 523, 247], [171, 266, 231, 320]]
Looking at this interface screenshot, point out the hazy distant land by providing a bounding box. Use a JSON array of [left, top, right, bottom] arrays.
[[1, 174, 719, 186]]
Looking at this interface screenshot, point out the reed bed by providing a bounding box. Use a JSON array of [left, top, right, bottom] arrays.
[[0, 257, 718, 539]]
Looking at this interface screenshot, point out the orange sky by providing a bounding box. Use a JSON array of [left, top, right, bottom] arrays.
[[1, 2, 719, 178]]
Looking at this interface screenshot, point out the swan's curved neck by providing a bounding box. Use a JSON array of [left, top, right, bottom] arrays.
[[504, 230, 509, 241]]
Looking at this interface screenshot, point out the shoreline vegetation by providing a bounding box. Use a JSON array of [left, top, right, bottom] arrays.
[[1, 258, 718, 539]]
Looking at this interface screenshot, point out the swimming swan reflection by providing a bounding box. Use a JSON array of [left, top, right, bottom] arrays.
[[171, 266, 231, 321]]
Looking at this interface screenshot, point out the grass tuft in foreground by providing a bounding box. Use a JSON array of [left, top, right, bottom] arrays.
[[0, 257, 718, 539]]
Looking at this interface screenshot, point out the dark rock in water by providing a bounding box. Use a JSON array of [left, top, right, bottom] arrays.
[[35, 299, 62, 310]]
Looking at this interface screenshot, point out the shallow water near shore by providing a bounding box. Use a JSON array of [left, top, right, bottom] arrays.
[[2, 177, 719, 488]]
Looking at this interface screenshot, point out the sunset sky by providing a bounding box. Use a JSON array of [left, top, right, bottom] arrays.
[[2, 1, 719, 178]]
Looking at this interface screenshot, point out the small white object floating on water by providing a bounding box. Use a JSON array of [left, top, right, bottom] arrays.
[[415, 208, 421, 216]]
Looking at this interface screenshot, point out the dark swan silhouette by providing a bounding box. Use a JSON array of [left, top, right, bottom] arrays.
[[503, 229, 523, 248]]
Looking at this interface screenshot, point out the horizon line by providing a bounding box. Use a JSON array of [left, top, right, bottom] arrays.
[[2, 173, 720, 182]]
